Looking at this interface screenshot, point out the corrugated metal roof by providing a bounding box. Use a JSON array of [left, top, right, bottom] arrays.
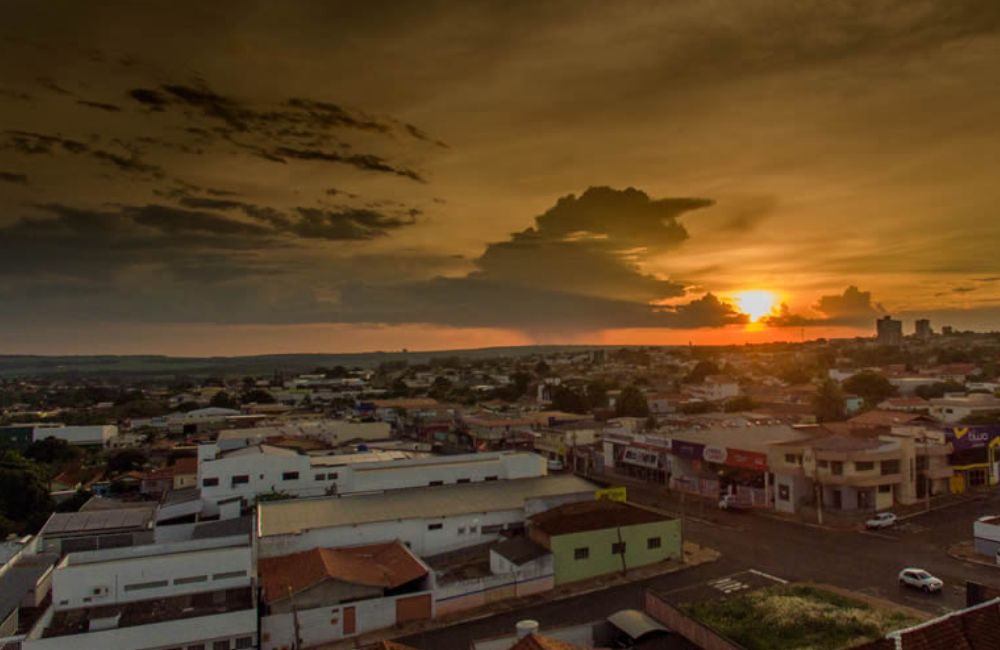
[[41, 508, 154, 536], [259, 475, 597, 537]]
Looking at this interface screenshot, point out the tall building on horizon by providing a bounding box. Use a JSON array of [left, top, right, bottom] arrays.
[[876, 315, 903, 346], [915, 318, 932, 340]]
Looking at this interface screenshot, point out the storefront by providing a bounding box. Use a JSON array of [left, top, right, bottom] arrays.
[[945, 426, 1000, 493], [602, 433, 672, 483]]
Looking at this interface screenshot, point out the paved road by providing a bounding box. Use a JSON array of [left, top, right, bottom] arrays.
[[397, 488, 1000, 648]]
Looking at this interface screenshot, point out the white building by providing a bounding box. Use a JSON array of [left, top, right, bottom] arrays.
[[214, 419, 391, 452], [198, 445, 547, 509], [256, 475, 597, 559], [688, 375, 740, 402], [929, 393, 1000, 424], [22, 536, 256, 650], [30, 424, 118, 447]]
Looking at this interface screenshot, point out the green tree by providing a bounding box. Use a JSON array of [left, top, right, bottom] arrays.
[[24, 437, 82, 466], [106, 448, 148, 475], [534, 360, 551, 377], [616, 385, 650, 418], [240, 388, 275, 404], [915, 381, 965, 400], [685, 360, 720, 384], [0, 451, 53, 532], [210, 391, 240, 409], [843, 371, 897, 407], [55, 489, 93, 513], [551, 385, 587, 414], [813, 379, 846, 423]]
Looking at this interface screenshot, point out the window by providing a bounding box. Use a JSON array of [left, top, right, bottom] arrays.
[[881, 460, 901, 476], [485, 475, 498, 481], [469, 525, 478, 534], [457, 478, 471, 484], [481, 524, 503, 534], [282, 471, 300, 481], [457, 526, 466, 534], [878, 484, 892, 493], [855, 461, 874, 471], [612, 542, 627, 555], [175, 575, 208, 585], [817, 460, 829, 468], [213, 641, 230, 650], [124, 580, 169, 592], [328, 472, 338, 480], [778, 484, 790, 501], [231, 475, 249, 487], [784, 454, 799, 465], [187, 645, 205, 650], [427, 523, 443, 531], [831, 461, 843, 476], [212, 570, 247, 580], [574, 547, 590, 560], [647, 537, 661, 549], [202, 477, 219, 487], [315, 473, 325, 481], [428, 480, 444, 486], [235, 638, 253, 649]]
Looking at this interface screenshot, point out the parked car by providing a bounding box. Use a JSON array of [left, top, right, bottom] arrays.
[[898, 568, 943, 593], [865, 512, 897, 529], [718, 494, 751, 510], [546, 459, 565, 472]]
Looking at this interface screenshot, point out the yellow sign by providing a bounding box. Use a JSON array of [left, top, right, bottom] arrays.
[[595, 486, 627, 502], [953, 427, 969, 440]]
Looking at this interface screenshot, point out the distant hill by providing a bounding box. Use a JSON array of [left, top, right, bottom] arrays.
[[0, 345, 621, 379]]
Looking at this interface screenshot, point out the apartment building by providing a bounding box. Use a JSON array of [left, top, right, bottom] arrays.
[[769, 426, 952, 515], [21, 536, 256, 650]]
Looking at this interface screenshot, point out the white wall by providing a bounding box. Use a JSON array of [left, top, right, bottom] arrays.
[[23, 607, 256, 650], [259, 509, 526, 559], [33, 425, 117, 446], [53, 542, 252, 610]]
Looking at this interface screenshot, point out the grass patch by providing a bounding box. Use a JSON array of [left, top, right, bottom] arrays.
[[684, 584, 918, 650]]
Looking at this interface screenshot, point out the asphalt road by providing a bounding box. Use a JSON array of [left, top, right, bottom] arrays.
[[397, 488, 1000, 649]]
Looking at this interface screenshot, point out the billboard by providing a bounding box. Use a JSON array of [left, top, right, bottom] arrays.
[[946, 427, 1000, 451]]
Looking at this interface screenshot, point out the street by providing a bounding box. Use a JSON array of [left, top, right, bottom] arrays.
[[397, 488, 1000, 648]]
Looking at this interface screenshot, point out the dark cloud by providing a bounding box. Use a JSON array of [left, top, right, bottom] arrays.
[[77, 99, 121, 112], [0, 171, 28, 185], [128, 88, 169, 111], [764, 285, 885, 327], [953, 286, 976, 293], [2, 130, 162, 177], [336, 187, 730, 330], [36, 77, 71, 96], [270, 146, 425, 182]]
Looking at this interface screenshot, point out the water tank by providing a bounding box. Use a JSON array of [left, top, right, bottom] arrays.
[[516, 620, 540, 638]]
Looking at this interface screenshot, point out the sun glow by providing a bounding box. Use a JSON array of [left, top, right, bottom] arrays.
[[734, 290, 778, 322]]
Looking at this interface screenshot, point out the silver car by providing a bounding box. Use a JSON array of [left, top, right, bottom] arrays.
[[898, 568, 943, 593]]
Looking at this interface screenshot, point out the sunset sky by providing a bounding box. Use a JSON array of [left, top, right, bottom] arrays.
[[2, 1, 1000, 355]]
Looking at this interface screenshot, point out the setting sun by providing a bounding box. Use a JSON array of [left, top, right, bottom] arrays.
[[734, 290, 777, 322]]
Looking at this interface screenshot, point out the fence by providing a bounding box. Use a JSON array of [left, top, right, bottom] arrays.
[[643, 589, 745, 650]]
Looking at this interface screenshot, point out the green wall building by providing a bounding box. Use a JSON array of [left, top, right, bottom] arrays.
[[528, 499, 682, 585]]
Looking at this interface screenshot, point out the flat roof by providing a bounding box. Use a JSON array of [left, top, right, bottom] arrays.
[[258, 475, 597, 537], [41, 508, 155, 537], [530, 500, 670, 536], [63, 534, 249, 566], [0, 555, 57, 621]]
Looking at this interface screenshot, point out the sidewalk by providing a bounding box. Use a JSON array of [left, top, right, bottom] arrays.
[[947, 540, 1000, 569], [315, 541, 720, 649]]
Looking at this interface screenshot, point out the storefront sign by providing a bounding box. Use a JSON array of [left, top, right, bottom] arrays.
[[702, 445, 727, 464], [671, 440, 705, 460], [596, 486, 627, 502], [726, 448, 769, 471], [947, 427, 1000, 451], [623, 446, 661, 469]]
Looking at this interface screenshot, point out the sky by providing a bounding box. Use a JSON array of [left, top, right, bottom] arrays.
[[2, 1, 1000, 355]]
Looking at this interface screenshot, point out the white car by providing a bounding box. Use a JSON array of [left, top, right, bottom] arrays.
[[898, 568, 943, 593], [865, 512, 897, 529]]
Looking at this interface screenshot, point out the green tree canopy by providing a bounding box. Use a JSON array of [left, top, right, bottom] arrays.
[[616, 385, 650, 418], [843, 371, 897, 407], [813, 379, 846, 423], [0, 451, 53, 531]]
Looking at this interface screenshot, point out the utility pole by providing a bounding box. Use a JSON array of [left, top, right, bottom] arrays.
[[288, 585, 302, 650], [924, 434, 931, 512], [815, 482, 824, 526]]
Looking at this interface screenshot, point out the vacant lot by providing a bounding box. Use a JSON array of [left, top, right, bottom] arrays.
[[685, 584, 918, 650]]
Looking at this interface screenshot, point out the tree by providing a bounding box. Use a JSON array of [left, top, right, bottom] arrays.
[[24, 437, 82, 466], [209, 391, 240, 409], [106, 448, 148, 475], [616, 385, 650, 418], [960, 410, 1000, 425], [724, 396, 757, 413], [843, 371, 897, 407], [0, 451, 53, 532], [240, 388, 275, 404], [55, 489, 93, 513], [534, 360, 551, 377], [551, 385, 587, 414], [915, 381, 965, 400], [684, 360, 720, 384], [813, 379, 846, 423]]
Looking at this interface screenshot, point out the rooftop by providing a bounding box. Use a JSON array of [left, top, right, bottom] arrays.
[[62, 534, 249, 566], [40, 507, 155, 537], [530, 500, 670, 536], [258, 475, 597, 537], [0, 554, 57, 622], [492, 536, 549, 565], [258, 541, 427, 603]]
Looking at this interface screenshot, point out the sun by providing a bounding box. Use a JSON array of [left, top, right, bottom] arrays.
[[734, 290, 777, 322]]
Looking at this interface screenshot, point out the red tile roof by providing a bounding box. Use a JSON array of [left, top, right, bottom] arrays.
[[530, 499, 670, 537], [258, 541, 427, 603], [171, 456, 198, 475], [852, 599, 1000, 649]]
